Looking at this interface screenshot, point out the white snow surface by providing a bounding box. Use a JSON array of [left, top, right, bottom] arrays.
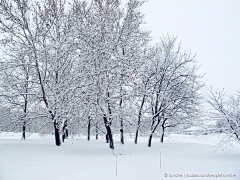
[[0, 133, 239, 180]]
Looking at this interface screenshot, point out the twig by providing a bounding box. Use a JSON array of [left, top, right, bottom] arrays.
[[112, 150, 124, 176]]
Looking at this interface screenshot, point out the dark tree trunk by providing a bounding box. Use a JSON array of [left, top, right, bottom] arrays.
[[160, 118, 167, 143], [120, 120, 124, 144], [148, 117, 157, 147], [22, 88, 28, 140], [87, 116, 91, 141], [135, 129, 139, 144], [161, 125, 165, 143], [135, 95, 146, 144], [105, 94, 114, 148], [106, 133, 109, 143], [148, 134, 153, 147], [148, 116, 162, 147], [103, 115, 114, 149], [106, 125, 114, 149], [22, 121, 26, 140], [119, 87, 124, 144], [147, 89, 161, 147], [54, 121, 61, 146], [96, 122, 98, 140], [62, 120, 68, 142], [120, 128, 124, 144], [65, 129, 68, 139]]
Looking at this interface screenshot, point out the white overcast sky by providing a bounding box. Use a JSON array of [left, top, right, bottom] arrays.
[[140, 0, 240, 94]]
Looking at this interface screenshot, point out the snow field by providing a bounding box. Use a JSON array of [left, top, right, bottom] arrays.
[[0, 133, 239, 180]]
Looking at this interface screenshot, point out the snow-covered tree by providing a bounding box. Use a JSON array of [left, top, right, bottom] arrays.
[[0, 49, 40, 139], [207, 88, 240, 143], [0, 0, 79, 146], [71, 0, 150, 148], [146, 36, 202, 146]]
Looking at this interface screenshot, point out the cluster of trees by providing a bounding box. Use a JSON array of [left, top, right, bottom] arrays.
[[0, 0, 204, 148]]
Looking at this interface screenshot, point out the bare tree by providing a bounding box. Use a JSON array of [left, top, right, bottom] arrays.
[[0, 51, 36, 139], [207, 88, 240, 143], [147, 36, 202, 147]]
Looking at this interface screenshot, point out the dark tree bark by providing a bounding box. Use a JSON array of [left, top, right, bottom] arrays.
[[65, 129, 68, 139], [62, 134, 65, 142], [106, 126, 114, 149], [148, 80, 163, 147], [62, 120, 68, 142], [22, 75, 28, 140], [135, 95, 146, 144], [148, 116, 162, 147], [148, 134, 153, 147], [22, 121, 26, 140], [105, 92, 114, 148], [96, 122, 98, 140], [87, 116, 91, 141], [160, 118, 168, 143], [135, 129, 139, 144], [119, 92, 124, 144], [120, 127, 124, 144], [106, 133, 109, 143], [161, 125, 165, 143], [54, 121, 61, 146], [103, 115, 114, 149]]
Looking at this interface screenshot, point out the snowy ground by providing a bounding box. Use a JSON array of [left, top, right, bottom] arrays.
[[0, 133, 239, 180]]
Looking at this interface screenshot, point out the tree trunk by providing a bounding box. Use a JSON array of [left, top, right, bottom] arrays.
[[120, 120, 124, 144], [148, 134, 153, 147], [120, 128, 124, 144], [96, 122, 98, 140], [160, 118, 167, 143], [106, 132, 109, 143], [62, 133, 65, 142], [106, 125, 114, 149], [135, 128, 139, 144], [54, 121, 61, 146], [148, 118, 156, 147], [148, 116, 162, 147], [65, 129, 68, 139], [119, 87, 124, 144], [103, 115, 114, 149], [87, 116, 91, 141], [161, 125, 165, 143], [135, 95, 145, 144], [22, 121, 26, 140], [22, 88, 28, 140], [62, 120, 68, 142]]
